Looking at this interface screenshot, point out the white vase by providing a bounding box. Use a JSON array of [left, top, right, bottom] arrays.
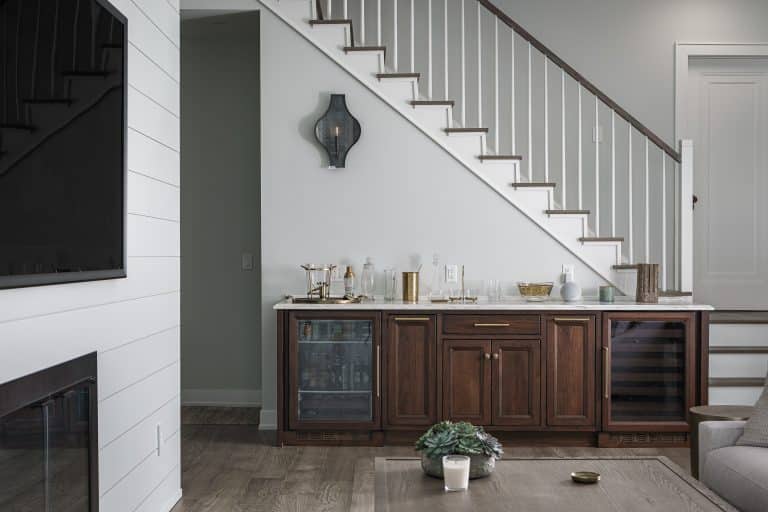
[[560, 278, 582, 302]]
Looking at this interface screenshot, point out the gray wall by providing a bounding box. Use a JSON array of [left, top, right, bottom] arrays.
[[495, 0, 768, 143], [181, 12, 262, 405]]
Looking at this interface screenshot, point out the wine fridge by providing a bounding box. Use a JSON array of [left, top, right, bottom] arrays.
[[288, 312, 381, 430], [602, 313, 695, 431]]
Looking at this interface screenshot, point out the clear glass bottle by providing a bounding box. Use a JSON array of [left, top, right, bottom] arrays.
[[361, 257, 375, 298], [429, 253, 443, 299]]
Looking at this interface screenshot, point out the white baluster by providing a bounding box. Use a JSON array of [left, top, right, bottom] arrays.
[[561, 69, 566, 208], [544, 56, 549, 183], [326, 0, 331, 18], [360, 0, 365, 45], [661, 153, 667, 290], [680, 140, 693, 291], [610, 111, 616, 237], [427, 0, 432, 98], [594, 96, 599, 235], [628, 126, 633, 263], [577, 84, 582, 209], [460, 0, 466, 126], [494, 17, 499, 152], [443, 0, 448, 100], [377, 0, 381, 46], [343, 0, 347, 19], [644, 136, 650, 263], [511, 33, 516, 157], [527, 42, 532, 180], [410, 0, 414, 73], [477, 2, 482, 128], [393, 0, 398, 70]]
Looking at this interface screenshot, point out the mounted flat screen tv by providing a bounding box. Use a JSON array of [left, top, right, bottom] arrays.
[[0, 0, 127, 289]]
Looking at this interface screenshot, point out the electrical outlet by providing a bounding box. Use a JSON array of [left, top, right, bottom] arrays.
[[445, 265, 459, 284]]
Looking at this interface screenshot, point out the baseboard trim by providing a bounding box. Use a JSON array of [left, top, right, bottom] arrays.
[[161, 489, 183, 512], [181, 388, 261, 407], [259, 408, 277, 430]]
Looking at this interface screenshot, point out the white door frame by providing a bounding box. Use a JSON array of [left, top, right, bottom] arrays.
[[674, 43, 768, 304], [675, 43, 768, 141]]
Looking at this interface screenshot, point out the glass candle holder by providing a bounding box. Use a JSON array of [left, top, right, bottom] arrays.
[[442, 455, 470, 491], [599, 285, 615, 303]]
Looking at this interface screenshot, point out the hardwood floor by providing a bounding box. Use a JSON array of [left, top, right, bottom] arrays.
[[171, 424, 691, 512]]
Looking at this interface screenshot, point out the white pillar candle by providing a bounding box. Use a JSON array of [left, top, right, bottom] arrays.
[[442, 455, 470, 491]]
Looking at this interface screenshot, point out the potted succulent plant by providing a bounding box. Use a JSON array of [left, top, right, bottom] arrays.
[[415, 421, 503, 479]]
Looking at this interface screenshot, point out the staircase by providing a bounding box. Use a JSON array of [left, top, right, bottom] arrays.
[[0, 0, 124, 179]]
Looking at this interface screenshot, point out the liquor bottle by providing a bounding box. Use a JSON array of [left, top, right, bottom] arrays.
[[344, 266, 355, 298]]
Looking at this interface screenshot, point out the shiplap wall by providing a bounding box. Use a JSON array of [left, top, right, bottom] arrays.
[[0, 0, 181, 510]]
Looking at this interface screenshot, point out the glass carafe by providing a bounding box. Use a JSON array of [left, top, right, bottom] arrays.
[[361, 257, 375, 299]]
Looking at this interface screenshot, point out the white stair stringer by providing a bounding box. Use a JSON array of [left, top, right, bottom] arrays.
[[259, 0, 629, 294]]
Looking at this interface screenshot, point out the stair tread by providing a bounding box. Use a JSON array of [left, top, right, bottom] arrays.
[[377, 72, 420, 79], [410, 100, 454, 106], [479, 154, 522, 160], [613, 264, 639, 270], [509, 182, 556, 188], [344, 45, 385, 53], [658, 290, 693, 297], [545, 209, 590, 214], [0, 123, 36, 131], [579, 236, 624, 242], [445, 127, 488, 133], [310, 19, 353, 25]]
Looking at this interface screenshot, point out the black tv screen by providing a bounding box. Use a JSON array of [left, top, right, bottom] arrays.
[[0, 0, 126, 289]]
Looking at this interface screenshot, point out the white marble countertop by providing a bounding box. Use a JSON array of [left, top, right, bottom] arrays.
[[274, 297, 713, 311]]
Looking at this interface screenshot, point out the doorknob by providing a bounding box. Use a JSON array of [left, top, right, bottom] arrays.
[[483, 353, 491, 360], [492, 353, 499, 360], [693, 194, 699, 209]]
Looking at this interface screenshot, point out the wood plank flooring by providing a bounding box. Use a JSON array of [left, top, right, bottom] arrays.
[[171, 424, 691, 512]]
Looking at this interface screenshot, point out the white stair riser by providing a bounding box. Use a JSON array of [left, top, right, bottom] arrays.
[[409, 106, 452, 133], [441, 133, 487, 163], [308, 24, 351, 50], [344, 52, 384, 75], [376, 79, 416, 106]]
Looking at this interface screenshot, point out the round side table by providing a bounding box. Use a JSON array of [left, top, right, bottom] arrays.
[[689, 405, 753, 479]]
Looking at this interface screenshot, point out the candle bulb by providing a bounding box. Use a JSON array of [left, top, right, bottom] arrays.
[[333, 126, 340, 156]]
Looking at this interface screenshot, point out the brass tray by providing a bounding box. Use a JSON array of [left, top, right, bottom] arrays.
[[290, 296, 362, 304]]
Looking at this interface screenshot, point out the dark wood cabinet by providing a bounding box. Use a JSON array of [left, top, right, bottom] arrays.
[[442, 340, 491, 425], [491, 340, 542, 427], [546, 315, 597, 427], [384, 315, 437, 428], [602, 312, 696, 432]]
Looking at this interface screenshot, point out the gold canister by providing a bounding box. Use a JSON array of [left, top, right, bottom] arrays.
[[402, 272, 419, 303]]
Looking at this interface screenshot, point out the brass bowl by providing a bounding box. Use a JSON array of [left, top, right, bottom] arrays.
[[570, 471, 600, 484], [517, 282, 554, 302]]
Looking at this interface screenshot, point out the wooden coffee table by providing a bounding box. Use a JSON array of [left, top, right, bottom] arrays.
[[375, 457, 736, 511]]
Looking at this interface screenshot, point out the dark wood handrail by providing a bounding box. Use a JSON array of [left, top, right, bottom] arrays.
[[477, 0, 681, 163]]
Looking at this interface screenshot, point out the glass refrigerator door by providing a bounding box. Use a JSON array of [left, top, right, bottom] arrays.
[[610, 320, 687, 423], [296, 319, 374, 422]]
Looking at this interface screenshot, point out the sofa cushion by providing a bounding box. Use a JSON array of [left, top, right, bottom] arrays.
[[701, 446, 768, 512], [738, 369, 768, 447]]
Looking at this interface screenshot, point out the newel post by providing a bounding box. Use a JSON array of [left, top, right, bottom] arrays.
[[680, 140, 694, 292]]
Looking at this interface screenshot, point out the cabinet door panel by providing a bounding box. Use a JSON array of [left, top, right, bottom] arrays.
[[546, 316, 596, 427], [442, 340, 491, 424], [492, 340, 541, 426], [385, 315, 437, 427]]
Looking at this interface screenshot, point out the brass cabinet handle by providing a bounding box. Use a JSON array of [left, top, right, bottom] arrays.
[[602, 347, 610, 399], [492, 353, 500, 360], [473, 323, 511, 327], [554, 317, 591, 323], [483, 353, 491, 360], [394, 317, 431, 322], [376, 345, 381, 398]]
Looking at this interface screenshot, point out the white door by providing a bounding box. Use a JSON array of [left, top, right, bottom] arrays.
[[684, 57, 768, 309]]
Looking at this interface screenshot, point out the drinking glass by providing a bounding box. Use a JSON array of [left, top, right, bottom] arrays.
[[486, 280, 502, 302], [384, 268, 397, 301], [442, 455, 470, 491]]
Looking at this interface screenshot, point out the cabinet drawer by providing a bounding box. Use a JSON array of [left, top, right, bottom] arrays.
[[443, 314, 540, 336]]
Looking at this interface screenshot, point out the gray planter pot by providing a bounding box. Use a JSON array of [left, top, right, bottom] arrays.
[[420, 453, 495, 479]]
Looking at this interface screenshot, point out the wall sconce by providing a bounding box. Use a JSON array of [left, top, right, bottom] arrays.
[[314, 94, 361, 168]]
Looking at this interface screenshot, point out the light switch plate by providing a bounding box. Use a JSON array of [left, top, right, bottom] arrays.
[[562, 264, 575, 276], [241, 253, 255, 271]]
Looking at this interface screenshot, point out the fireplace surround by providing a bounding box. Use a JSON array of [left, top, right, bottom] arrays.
[[0, 353, 98, 511]]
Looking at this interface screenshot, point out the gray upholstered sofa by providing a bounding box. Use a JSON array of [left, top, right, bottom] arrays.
[[700, 420, 768, 512]]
